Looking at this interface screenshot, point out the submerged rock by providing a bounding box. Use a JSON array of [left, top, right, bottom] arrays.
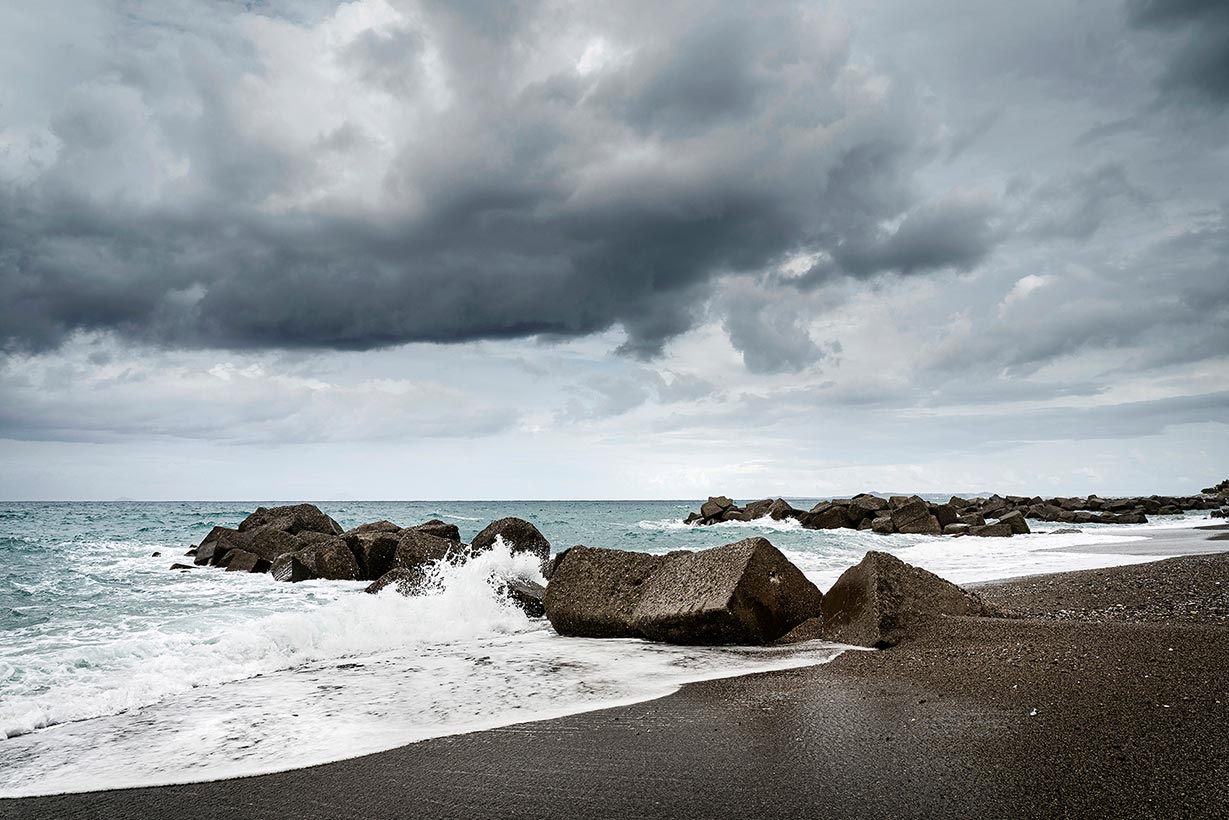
[[545, 538, 823, 645], [820, 550, 989, 648]]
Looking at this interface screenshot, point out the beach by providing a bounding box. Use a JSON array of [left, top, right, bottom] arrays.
[[6, 524, 1227, 820]]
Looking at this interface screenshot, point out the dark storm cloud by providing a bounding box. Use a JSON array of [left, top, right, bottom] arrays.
[[1127, 0, 1229, 104], [0, 1, 989, 359]]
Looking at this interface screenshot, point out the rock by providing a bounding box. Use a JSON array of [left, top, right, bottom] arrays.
[[850, 494, 888, 516], [242, 526, 308, 563], [800, 503, 851, 530], [968, 522, 1013, 537], [195, 527, 252, 566], [498, 578, 546, 617], [364, 568, 422, 595], [185, 548, 198, 557], [346, 520, 403, 535], [1050, 527, 1082, 534], [271, 539, 361, 582], [700, 496, 734, 519], [742, 499, 773, 519], [943, 523, 970, 536], [891, 497, 940, 535], [721, 508, 751, 522], [957, 512, 987, 527], [819, 551, 989, 648], [270, 553, 315, 583], [871, 516, 896, 534], [766, 498, 800, 520], [238, 504, 343, 537], [684, 512, 702, 525], [151, 551, 162, 558], [996, 510, 1031, 535], [169, 563, 193, 571], [343, 530, 402, 580], [542, 547, 664, 639], [630, 539, 824, 644], [410, 519, 461, 542], [222, 549, 270, 573], [471, 518, 551, 567], [545, 539, 823, 645], [930, 504, 959, 529], [392, 529, 458, 579]]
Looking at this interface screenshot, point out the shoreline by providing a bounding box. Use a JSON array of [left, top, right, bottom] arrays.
[[6, 520, 1228, 818]]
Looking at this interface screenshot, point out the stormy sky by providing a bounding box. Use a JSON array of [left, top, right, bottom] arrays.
[[1, 0, 1226, 500]]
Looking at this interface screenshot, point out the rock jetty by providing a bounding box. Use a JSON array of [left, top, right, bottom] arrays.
[[683, 484, 1229, 536], [185, 504, 551, 611]]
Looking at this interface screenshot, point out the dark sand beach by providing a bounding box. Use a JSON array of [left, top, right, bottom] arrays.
[[7, 529, 1228, 820]]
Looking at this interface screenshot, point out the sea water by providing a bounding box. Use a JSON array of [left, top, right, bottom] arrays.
[[0, 499, 1206, 796]]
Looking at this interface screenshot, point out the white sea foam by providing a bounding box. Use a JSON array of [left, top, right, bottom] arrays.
[[638, 516, 806, 533], [0, 543, 843, 797]]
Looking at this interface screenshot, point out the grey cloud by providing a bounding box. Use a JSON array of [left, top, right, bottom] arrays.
[[1024, 163, 1151, 240], [831, 193, 1001, 277], [0, 1, 951, 360], [1128, 0, 1229, 104]]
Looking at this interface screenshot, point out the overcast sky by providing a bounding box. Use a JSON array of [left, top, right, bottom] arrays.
[[1, 0, 1226, 500]]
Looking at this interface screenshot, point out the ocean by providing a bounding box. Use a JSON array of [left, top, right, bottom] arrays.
[[0, 499, 1204, 797]]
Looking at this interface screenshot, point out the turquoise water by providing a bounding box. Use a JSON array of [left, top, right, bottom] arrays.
[[0, 499, 1203, 796]]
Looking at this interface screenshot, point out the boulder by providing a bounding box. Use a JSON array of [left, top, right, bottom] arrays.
[[891, 497, 940, 535], [629, 539, 824, 644], [943, 523, 971, 536], [543, 547, 664, 639], [721, 508, 751, 522], [800, 503, 851, 530], [222, 549, 270, 573], [996, 510, 1031, 535], [930, 504, 959, 529], [238, 504, 343, 537], [411, 519, 462, 542], [957, 512, 987, 527], [270, 553, 315, 583], [968, 523, 1013, 537], [364, 568, 422, 595], [871, 516, 896, 534], [271, 539, 361, 582], [819, 551, 989, 648], [343, 530, 402, 580], [242, 526, 308, 563], [742, 499, 773, 519], [700, 496, 734, 519], [392, 529, 458, 580], [169, 563, 194, 571], [498, 578, 547, 618], [545, 539, 823, 645], [195, 527, 252, 566], [346, 520, 403, 535], [766, 498, 800, 520], [850, 494, 888, 516], [471, 518, 551, 567]]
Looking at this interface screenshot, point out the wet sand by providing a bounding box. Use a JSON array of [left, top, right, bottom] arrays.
[[6, 530, 1228, 820]]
